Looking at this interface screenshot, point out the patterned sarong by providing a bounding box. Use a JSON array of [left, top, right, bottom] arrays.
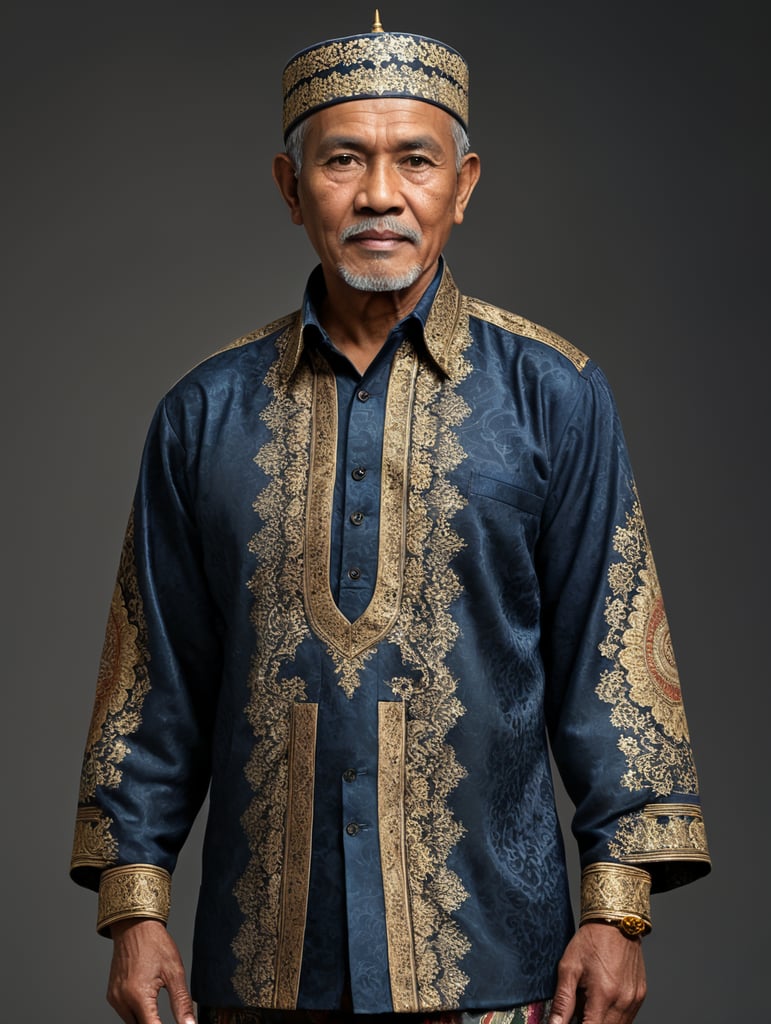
[[199, 1004, 553, 1024]]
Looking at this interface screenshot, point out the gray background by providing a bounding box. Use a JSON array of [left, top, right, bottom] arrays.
[[3, 0, 768, 1019]]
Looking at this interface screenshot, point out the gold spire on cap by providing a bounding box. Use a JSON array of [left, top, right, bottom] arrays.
[[372, 9, 384, 32]]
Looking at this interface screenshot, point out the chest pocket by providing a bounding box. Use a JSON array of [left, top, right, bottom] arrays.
[[468, 470, 545, 517]]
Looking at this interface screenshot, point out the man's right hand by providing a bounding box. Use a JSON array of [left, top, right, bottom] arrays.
[[107, 918, 196, 1024]]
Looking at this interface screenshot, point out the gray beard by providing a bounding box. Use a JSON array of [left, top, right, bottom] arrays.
[[337, 217, 423, 293], [337, 261, 424, 293]]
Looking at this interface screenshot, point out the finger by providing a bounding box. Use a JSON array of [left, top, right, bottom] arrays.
[[167, 982, 196, 1024], [547, 977, 578, 1024], [578, 989, 642, 1024], [107, 985, 164, 1024]]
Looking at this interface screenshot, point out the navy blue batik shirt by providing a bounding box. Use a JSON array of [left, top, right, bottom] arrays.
[[72, 261, 710, 1013]]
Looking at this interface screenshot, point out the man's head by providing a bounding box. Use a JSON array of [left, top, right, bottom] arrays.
[[273, 16, 480, 299]]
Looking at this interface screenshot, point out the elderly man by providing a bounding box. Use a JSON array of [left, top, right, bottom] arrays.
[[71, 15, 710, 1024]]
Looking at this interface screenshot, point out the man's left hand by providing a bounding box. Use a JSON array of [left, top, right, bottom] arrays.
[[547, 922, 646, 1024]]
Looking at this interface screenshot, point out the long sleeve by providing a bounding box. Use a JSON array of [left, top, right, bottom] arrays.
[[537, 364, 709, 922], [71, 397, 223, 932]]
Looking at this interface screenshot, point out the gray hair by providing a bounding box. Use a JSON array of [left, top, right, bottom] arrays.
[[285, 115, 470, 176]]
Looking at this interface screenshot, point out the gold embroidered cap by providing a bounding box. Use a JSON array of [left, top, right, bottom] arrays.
[[282, 11, 469, 139]]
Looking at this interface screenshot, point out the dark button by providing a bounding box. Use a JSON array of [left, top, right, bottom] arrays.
[[349, 511, 364, 526], [342, 768, 357, 783], [357, 389, 370, 402], [345, 822, 360, 836], [348, 567, 361, 580], [351, 466, 367, 481]]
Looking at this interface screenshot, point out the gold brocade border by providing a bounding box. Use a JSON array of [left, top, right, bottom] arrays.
[[97, 864, 171, 934], [71, 806, 118, 869], [275, 704, 318, 1007], [609, 804, 710, 864], [303, 344, 418, 680], [232, 328, 314, 1006], [282, 35, 469, 135], [579, 863, 651, 929], [465, 298, 589, 373], [283, 37, 469, 99], [422, 267, 464, 378], [381, 330, 475, 1009], [174, 313, 299, 387], [378, 701, 419, 1012]]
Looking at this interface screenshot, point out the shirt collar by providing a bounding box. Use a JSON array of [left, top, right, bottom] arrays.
[[278, 258, 466, 383]]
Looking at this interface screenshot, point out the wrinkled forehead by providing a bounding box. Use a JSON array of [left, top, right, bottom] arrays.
[[301, 97, 459, 146]]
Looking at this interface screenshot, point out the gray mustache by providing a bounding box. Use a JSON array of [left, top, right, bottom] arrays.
[[339, 217, 422, 245]]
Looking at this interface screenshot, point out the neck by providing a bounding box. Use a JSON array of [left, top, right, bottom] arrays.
[[318, 263, 437, 373]]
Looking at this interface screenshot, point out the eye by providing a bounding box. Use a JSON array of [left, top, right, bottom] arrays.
[[403, 154, 432, 168], [329, 153, 356, 166]]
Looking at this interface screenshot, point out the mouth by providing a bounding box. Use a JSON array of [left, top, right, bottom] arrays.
[[340, 218, 421, 250], [347, 231, 412, 250]]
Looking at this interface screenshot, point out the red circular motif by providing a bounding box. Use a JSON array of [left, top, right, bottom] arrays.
[[644, 596, 682, 703]]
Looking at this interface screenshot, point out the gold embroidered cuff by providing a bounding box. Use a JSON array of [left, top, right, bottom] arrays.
[[97, 864, 171, 935], [580, 863, 652, 933]]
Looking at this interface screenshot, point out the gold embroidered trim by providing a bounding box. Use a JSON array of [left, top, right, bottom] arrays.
[[382, 330, 475, 1009], [609, 804, 710, 864], [78, 509, 151, 824], [275, 703, 318, 1007], [222, 313, 298, 353], [172, 313, 301, 388], [282, 35, 469, 136], [580, 863, 651, 930], [597, 496, 699, 796], [232, 328, 314, 1006], [97, 864, 171, 933], [378, 701, 419, 1012], [423, 267, 464, 378], [304, 344, 418, 676], [465, 297, 589, 373], [71, 806, 118, 870]]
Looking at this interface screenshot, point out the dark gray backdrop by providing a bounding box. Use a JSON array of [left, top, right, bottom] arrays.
[[4, 0, 768, 1019]]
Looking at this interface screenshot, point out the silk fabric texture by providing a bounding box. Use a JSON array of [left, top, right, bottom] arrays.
[[72, 262, 709, 1012]]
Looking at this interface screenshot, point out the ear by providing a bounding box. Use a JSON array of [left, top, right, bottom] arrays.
[[272, 153, 304, 225], [453, 152, 481, 225]]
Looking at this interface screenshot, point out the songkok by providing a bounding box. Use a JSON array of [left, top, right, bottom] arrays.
[[281, 11, 469, 140]]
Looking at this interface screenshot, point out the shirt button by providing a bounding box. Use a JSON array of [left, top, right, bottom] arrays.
[[351, 466, 367, 481], [357, 389, 370, 402], [348, 567, 361, 580], [342, 768, 357, 783], [345, 822, 360, 836], [349, 511, 364, 526]]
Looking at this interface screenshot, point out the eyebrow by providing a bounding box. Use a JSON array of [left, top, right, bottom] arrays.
[[316, 135, 446, 157]]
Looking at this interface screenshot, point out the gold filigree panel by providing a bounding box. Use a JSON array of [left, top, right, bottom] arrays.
[[609, 804, 710, 864], [378, 701, 419, 1012], [304, 344, 419, 685], [596, 498, 699, 796], [275, 704, 318, 1007], [78, 509, 151, 806], [232, 330, 313, 1006], [71, 805, 118, 869], [380, 330, 475, 1010]]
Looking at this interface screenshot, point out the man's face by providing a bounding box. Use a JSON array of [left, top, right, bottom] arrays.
[[274, 98, 479, 297]]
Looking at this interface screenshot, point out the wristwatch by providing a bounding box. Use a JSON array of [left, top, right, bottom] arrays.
[[601, 914, 650, 938]]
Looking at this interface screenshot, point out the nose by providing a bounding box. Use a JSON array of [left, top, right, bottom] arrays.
[[354, 157, 404, 215]]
